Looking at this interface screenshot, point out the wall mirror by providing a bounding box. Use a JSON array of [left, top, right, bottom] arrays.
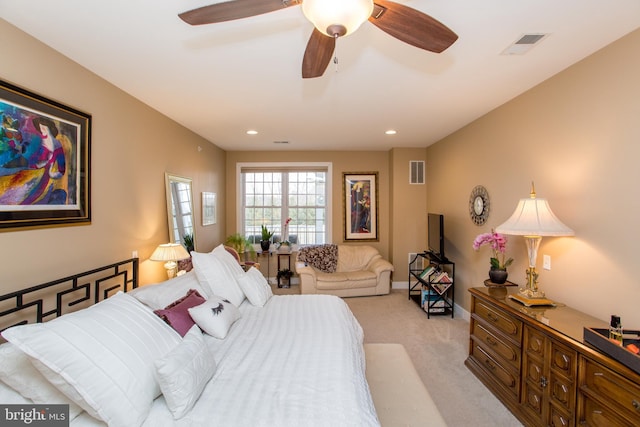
[[165, 173, 196, 251]]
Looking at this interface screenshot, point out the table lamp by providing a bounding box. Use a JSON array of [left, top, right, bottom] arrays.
[[150, 243, 191, 279], [495, 183, 574, 306]]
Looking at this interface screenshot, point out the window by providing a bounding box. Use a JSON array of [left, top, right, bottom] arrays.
[[239, 163, 331, 246]]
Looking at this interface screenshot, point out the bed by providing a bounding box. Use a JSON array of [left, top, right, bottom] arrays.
[[0, 246, 380, 427]]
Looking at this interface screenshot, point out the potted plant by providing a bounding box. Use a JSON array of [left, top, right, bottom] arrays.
[[225, 233, 256, 260], [277, 268, 293, 288], [473, 230, 513, 284], [260, 225, 274, 252], [182, 233, 195, 253]]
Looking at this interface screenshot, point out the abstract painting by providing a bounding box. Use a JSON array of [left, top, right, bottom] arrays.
[[0, 80, 90, 230]]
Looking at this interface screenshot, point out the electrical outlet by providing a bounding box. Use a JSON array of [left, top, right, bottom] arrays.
[[543, 255, 551, 270], [132, 250, 138, 258]]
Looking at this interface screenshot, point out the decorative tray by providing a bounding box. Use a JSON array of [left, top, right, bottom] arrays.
[[583, 327, 640, 375], [483, 279, 518, 287]]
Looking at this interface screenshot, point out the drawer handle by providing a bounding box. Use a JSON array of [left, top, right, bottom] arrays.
[[540, 376, 548, 388], [484, 359, 496, 371], [487, 312, 499, 323], [485, 336, 498, 346], [633, 400, 640, 412]]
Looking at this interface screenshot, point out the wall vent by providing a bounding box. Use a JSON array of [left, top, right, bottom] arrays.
[[501, 33, 549, 55], [409, 160, 425, 184], [408, 252, 424, 270]]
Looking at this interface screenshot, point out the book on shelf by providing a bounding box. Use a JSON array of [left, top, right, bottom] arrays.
[[430, 271, 452, 295], [422, 289, 445, 312], [419, 265, 438, 279], [432, 271, 451, 283], [431, 282, 451, 295]]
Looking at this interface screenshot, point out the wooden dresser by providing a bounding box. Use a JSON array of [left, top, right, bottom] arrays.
[[466, 287, 640, 426]]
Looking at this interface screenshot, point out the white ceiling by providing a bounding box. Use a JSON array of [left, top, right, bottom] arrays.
[[2, 0, 639, 151]]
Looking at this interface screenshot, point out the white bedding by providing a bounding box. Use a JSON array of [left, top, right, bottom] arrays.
[[66, 294, 379, 426]]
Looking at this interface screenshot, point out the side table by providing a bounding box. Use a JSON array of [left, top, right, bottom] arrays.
[[277, 252, 292, 288], [259, 250, 273, 284]]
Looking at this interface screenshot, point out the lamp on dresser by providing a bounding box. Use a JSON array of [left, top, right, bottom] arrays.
[[495, 183, 574, 306], [150, 243, 191, 279]]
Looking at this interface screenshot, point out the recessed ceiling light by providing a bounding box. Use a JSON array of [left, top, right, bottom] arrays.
[[385, 130, 397, 135], [247, 130, 258, 135]]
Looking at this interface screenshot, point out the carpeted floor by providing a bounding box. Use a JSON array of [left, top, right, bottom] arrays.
[[273, 285, 522, 426]]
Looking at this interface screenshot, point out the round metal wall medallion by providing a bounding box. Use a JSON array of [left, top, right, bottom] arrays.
[[469, 185, 490, 225]]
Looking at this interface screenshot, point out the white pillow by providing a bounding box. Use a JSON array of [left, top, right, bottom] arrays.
[[191, 249, 245, 306], [0, 343, 84, 420], [155, 325, 217, 419], [238, 267, 273, 307], [129, 270, 206, 310], [1, 292, 181, 427], [188, 296, 240, 339], [212, 244, 246, 276]]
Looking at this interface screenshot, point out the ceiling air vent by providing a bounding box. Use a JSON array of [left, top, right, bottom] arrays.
[[501, 33, 549, 55]]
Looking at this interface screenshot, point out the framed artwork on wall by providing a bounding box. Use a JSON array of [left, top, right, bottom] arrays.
[[343, 172, 378, 241], [0, 80, 91, 231], [202, 192, 216, 226]]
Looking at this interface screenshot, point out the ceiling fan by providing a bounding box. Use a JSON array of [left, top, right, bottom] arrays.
[[179, 0, 458, 78]]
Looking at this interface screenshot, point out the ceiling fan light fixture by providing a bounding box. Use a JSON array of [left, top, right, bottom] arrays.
[[302, 0, 374, 38]]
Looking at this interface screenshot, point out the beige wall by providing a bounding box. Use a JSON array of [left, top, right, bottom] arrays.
[[427, 28, 640, 325], [225, 151, 401, 275], [0, 21, 226, 290], [389, 148, 428, 280]]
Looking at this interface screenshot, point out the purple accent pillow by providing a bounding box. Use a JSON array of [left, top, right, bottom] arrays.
[[154, 289, 206, 337]]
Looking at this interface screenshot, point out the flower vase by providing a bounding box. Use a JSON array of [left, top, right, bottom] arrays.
[[260, 240, 270, 252], [279, 245, 291, 254], [489, 268, 508, 285]]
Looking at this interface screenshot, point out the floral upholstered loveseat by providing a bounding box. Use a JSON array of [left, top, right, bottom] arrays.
[[295, 244, 393, 297]]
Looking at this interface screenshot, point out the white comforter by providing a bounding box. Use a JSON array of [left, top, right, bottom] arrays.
[[70, 294, 379, 427]]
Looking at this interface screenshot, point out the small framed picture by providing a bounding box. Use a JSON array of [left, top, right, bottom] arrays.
[[202, 192, 216, 226]]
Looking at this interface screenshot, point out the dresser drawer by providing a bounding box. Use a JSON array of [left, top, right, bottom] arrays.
[[550, 369, 575, 413], [579, 393, 633, 427], [580, 356, 640, 420], [472, 322, 521, 369], [551, 341, 577, 381], [470, 340, 520, 399], [525, 326, 546, 359], [474, 300, 522, 343], [549, 402, 572, 427]]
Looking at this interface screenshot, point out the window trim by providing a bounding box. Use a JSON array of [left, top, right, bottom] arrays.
[[236, 162, 333, 244]]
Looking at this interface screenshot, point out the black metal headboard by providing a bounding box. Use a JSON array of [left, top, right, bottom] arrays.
[[0, 258, 138, 333]]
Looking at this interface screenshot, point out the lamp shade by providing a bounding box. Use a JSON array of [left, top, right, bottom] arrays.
[[302, 0, 374, 37], [495, 194, 574, 237], [150, 243, 190, 262]]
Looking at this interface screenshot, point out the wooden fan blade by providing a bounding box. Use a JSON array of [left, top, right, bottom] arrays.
[[179, 0, 300, 26], [302, 29, 335, 79], [369, 0, 457, 53]]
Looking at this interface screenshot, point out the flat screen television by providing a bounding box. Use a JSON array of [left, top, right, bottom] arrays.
[[428, 213, 446, 261]]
